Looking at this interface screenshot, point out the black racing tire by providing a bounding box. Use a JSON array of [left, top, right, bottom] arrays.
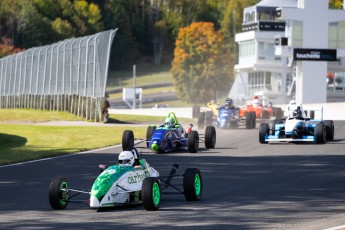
[[259, 123, 269, 144], [48, 176, 69, 210], [205, 111, 213, 126], [183, 168, 202, 201], [122, 130, 134, 151], [146, 126, 156, 148], [262, 110, 269, 119], [323, 120, 334, 141], [197, 112, 205, 130], [142, 177, 161, 211], [188, 131, 199, 153], [205, 126, 216, 149], [192, 105, 200, 118], [245, 112, 252, 129], [273, 107, 283, 119], [251, 111, 256, 129], [246, 112, 255, 129], [315, 123, 326, 144]]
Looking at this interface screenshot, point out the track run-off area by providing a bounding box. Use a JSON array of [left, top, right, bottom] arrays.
[[1, 120, 345, 229]]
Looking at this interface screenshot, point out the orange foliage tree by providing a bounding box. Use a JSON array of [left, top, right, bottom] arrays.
[[0, 37, 23, 58], [171, 22, 232, 104]]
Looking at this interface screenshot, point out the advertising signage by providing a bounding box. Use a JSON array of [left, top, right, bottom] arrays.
[[293, 49, 337, 61]]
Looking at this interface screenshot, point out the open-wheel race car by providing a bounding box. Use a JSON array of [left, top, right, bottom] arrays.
[[123, 112, 216, 153], [259, 105, 334, 144], [48, 148, 203, 211], [198, 102, 256, 129]]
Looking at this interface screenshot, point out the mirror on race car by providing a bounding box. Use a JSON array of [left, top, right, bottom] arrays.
[[99, 164, 106, 170]]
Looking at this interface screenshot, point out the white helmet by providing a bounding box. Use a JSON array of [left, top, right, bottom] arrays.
[[289, 100, 296, 105], [118, 151, 135, 166]]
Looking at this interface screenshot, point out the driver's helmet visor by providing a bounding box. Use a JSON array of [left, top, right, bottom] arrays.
[[119, 159, 131, 164]]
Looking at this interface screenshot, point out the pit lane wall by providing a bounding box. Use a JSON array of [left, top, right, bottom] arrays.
[[108, 102, 345, 120]]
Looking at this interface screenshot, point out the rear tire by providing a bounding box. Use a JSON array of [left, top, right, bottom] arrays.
[[323, 120, 334, 141], [205, 111, 213, 126], [146, 126, 156, 148], [259, 123, 269, 144], [197, 112, 205, 129], [122, 130, 134, 151], [262, 110, 269, 119], [142, 177, 161, 211], [246, 112, 256, 129], [251, 111, 256, 129], [183, 168, 202, 201], [315, 123, 326, 144], [205, 126, 216, 149], [48, 176, 69, 210], [188, 131, 199, 153], [192, 105, 200, 118], [245, 113, 252, 129]]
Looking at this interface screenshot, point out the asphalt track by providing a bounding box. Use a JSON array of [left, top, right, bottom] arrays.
[[1, 121, 345, 229]]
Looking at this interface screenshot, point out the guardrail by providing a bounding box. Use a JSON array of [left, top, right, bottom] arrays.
[[109, 102, 345, 120]]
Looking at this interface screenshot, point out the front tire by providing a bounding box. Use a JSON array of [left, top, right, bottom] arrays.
[[142, 177, 161, 211], [48, 176, 69, 210], [122, 130, 134, 151], [259, 123, 269, 144], [188, 131, 199, 153], [205, 126, 216, 149], [183, 168, 202, 201]]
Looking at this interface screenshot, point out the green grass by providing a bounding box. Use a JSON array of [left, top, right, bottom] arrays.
[[0, 109, 193, 165], [107, 68, 173, 90], [0, 124, 146, 165], [0, 109, 84, 122]]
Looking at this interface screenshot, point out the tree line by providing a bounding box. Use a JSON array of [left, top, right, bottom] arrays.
[[1, 0, 343, 104], [0, 0, 260, 67], [1, 0, 342, 66]]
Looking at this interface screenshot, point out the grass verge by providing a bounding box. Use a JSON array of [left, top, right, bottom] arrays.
[[0, 124, 146, 165]]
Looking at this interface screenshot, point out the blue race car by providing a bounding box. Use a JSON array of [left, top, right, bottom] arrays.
[[259, 105, 334, 144], [217, 106, 256, 129], [122, 112, 216, 153]]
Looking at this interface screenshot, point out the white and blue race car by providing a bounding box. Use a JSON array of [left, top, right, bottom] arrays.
[[259, 105, 334, 144]]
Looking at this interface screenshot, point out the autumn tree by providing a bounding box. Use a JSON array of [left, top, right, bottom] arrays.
[[171, 22, 232, 104], [0, 37, 23, 58]]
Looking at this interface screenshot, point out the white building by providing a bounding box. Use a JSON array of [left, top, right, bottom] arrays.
[[230, 0, 345, 106]]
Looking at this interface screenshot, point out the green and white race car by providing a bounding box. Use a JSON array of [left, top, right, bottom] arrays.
[[48, 149, 202, 211]]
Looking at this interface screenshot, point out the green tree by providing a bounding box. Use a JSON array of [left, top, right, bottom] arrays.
[[171, 22, 232, 104], [329, 0, 343, 8]]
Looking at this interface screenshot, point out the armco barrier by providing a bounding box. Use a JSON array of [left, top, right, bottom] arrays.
[[109, 102, 345, 120]]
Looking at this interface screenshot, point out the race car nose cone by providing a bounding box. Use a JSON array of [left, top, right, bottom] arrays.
[[152, 143, 159, 152]]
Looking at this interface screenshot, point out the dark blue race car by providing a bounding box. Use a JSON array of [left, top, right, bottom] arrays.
[[122, 112, 216, 153], [217, 107, 256, 129]]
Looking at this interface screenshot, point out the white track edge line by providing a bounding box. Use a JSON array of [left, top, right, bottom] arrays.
[[0, 144, 122, 169]]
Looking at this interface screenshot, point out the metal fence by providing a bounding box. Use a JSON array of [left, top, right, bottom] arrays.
[[0, 29, 117, 121]]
